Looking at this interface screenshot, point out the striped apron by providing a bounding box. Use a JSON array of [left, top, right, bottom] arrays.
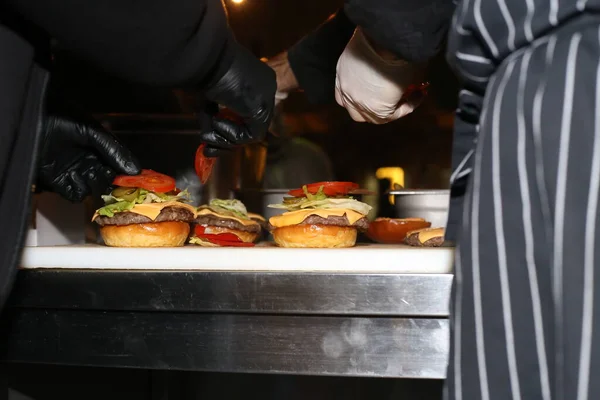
[[444, 1, 600, 399]]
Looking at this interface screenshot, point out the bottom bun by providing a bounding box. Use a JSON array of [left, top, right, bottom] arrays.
[[272, 224, 357, 248], [100, 221, 190, 247]]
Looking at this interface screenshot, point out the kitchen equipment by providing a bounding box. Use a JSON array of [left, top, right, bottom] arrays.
[[389, 189, 450, 228], [20, 244, 453, 274]]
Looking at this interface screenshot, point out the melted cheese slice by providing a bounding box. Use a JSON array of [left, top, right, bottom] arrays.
[[269, 208, 365, 228], [407, 227, 445, 243], [196, 208, 259, 226], [247, 212, 266, 222], [92, 201, 197, 222]]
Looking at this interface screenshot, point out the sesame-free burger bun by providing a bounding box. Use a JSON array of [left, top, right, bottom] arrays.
[[272, 224, 357, 248], [100, 221, 190, 247]]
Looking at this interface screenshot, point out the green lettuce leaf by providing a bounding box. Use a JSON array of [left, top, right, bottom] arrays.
[[207, 199, 248, 219], [303, 185, 328, 201], [96, 200, 135, 217]]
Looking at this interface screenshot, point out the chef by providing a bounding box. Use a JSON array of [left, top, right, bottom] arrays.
[[272, 0, 600, 399], [0, 0, 274, 315]]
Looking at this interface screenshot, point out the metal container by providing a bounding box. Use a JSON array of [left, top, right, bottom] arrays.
[[389, 190, 450, 228]]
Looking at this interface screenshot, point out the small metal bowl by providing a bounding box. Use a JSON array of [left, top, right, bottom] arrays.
[[388, 189, 450, 228]]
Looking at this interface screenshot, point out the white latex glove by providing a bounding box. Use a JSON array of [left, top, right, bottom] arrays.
[[335, 28, 425, 124], [274, 91, 288, 107]]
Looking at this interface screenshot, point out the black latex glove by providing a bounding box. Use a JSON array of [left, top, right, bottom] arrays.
[[37, 110, 141, 202], [201, 42, 276, 157]]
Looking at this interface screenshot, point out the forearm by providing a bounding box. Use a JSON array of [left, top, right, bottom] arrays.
[[344, 0, 455, 63]]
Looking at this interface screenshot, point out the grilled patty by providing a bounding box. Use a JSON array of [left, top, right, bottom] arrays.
[[94, 206, 194, 226], [249, 216, 269, 232], [269, 214, 369, 231], [194, 214, 261, 233], [404, 228, 445, 247]]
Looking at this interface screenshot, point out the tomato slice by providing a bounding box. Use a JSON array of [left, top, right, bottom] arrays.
[[195, 144, 216, 184], [113, 169, 176, 193], [288, 181, 360, 197], [194, 225, 239, 242], [194, 225, 255, 247]]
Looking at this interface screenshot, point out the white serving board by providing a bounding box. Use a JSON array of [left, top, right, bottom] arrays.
[[19, 243, 454, 274]]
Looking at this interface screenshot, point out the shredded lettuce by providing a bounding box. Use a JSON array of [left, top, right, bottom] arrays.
[[269, 197, 372, 215], [143, 190, 190, 204], [303, 185, 327, 201], [207, 199, 248, 219], [96, 188, 191, 218], [96, 200, 136, 217]]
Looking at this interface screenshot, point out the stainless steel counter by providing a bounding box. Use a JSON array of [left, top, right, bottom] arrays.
[[2, 270, 452, 379]]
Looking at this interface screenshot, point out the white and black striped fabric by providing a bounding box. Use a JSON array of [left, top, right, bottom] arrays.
[[445, 1, 600, 399]]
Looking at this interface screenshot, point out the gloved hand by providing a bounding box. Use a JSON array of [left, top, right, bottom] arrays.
[[201, 42, 276, 157], [335, 28, 425, 124], [37, 107, 141, 202]]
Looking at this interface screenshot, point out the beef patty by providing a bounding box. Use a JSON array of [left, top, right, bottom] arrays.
[[94, 206, 194, 226], [269, 214, 369, 231], [194, 214, 261, 233]]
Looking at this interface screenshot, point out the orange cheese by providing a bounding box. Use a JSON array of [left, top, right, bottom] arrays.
[[247, 212, 266, 222], [195, 208, 259, 226], [269, 208, 365, 228], [406, 227, 445, 243], [92, 201, 197, 222], [418, 228, 444, 243], [93, 201, 260, 227]]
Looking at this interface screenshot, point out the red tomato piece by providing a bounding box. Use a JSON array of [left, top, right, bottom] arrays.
[[216, 108, 244, 124], [113, 169, 176, 193], [195, 144, 216, 184], [193, 225, 255, 247], [288, 181, 360, 197], [194, 225, 239, 242]]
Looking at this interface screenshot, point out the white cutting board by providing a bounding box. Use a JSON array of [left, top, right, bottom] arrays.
[[20, 243, 454, 274]]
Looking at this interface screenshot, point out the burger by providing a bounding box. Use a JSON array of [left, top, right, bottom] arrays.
[[268, 182, 372, 248], [404, 227, 445, 247], [189, 199, 261, 247], [93, 169, 196, 247]]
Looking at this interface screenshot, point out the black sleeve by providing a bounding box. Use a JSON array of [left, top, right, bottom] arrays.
[[5, 0, 235, 88], [287, 8, 356, 105], [344, 0, 455, 63]]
